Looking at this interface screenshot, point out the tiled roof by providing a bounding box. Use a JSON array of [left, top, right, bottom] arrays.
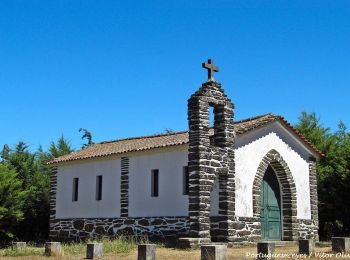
[[48, 113, 323, 165]]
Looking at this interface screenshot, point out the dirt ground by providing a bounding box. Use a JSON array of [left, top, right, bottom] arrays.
[[0, 244, 346, 260]]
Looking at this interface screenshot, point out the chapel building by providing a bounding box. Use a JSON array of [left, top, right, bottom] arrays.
[[48, 59, 320, 245]]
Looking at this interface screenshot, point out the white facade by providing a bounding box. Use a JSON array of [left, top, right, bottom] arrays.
[[234, 121, 313, 219], [56, 158, 121, 218], [55, 122, 315, 220], [128, 147, 188, 217]]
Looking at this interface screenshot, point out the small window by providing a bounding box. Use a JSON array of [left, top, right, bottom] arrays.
[[209, 103, 225, 146], [183, 166, 189, 195], [72, 178, 79, 202], [151, 169, 159, 197], [209, 106, 215, 127], [96, 175, 103, 201]]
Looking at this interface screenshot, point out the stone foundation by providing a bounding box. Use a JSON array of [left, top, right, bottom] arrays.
[[50, 216, 314, 243], [50, 216, 189, 242], [210, 216, 260, 243], [297, 219, 319, 241], [231, 217, 261, 243]]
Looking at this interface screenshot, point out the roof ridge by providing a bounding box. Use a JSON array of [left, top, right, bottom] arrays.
[[99, 130, 188, 145], [234, 113, 276, 123], [100, 113, 277, 145]]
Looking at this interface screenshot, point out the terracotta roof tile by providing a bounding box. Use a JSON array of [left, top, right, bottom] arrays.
[[48, 113, 323, 165]]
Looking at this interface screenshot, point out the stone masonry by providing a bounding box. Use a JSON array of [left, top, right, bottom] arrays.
[[308, 157, 319, 240], [120, 157, 129, 217], [49, 166, 58, 238], [50, 217, 189, 242], [297, 219, 318, 240], [187, 80, 235, 242]]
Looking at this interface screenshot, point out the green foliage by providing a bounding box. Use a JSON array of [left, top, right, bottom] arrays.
[[48, 135, 74, 159], [3, 142, 49, 241], [295, 111, 350, 239], [1, 144, 10, 162], [79, 128, 94, 148], [0, 135, 75, 243], [0, 164, 26, 243], [6, 142, 37, 188]]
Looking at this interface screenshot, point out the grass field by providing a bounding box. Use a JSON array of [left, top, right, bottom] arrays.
[[0, 241, 344, 259]]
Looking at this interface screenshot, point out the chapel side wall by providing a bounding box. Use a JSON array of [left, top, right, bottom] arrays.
[[55, 158, 122, 219], [50, 146, 191, 242], [128, 147, 189, 217]]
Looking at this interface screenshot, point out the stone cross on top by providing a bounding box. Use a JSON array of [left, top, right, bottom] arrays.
[[202, 58, 219, 82]]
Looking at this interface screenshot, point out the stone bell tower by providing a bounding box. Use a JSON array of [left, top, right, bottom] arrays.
[[185, 59, 236, 245]]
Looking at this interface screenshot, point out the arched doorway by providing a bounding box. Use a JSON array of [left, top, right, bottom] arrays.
[[253, 149, 298, 241], [260, 166, 281, 240]]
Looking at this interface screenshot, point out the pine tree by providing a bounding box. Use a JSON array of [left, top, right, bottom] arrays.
[[0, 164, 26, 244], [48, 135, 74, 159]]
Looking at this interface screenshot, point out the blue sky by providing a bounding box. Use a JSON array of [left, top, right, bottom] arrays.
[[0, 0, 349, 151]]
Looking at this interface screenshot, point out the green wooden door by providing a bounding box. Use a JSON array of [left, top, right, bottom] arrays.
[[260, 166, 281, 240]]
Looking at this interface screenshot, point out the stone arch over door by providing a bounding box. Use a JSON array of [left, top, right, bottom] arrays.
[[253, 149, 297, 241]]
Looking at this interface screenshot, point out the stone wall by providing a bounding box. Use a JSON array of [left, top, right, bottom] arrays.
[[50, 217, 189, 242], [232, 217, 261, 243], [297, 219, 319, 240], [210, 216, 261, 243], [50, 216, 318, 243], [187, 81, 236, 242], [49, 167, 58, 238], [308, 157, 319, 240]]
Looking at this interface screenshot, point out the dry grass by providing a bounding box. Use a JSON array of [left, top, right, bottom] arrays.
[[0, 236, 147, 259], [0, 243, 344, 260]]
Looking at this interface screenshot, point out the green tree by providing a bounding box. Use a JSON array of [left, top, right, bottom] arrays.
[[5, 141, 49, 241], [79, 128, 94, 148], [295, 111, 336, 155], [1, 144, 10, 162], [0, 135, 74, 242], [7, 142, 37, 188], [48, 135, 74, 159], [295, 112, 350, 239], [0, 164, 26, 244]]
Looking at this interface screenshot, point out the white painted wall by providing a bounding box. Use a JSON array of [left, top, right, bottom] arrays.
[[235, 121, 312, 219], [55, 121, 313, 220], [56, 158, 121, 219], [128, 147, 188, 217]]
